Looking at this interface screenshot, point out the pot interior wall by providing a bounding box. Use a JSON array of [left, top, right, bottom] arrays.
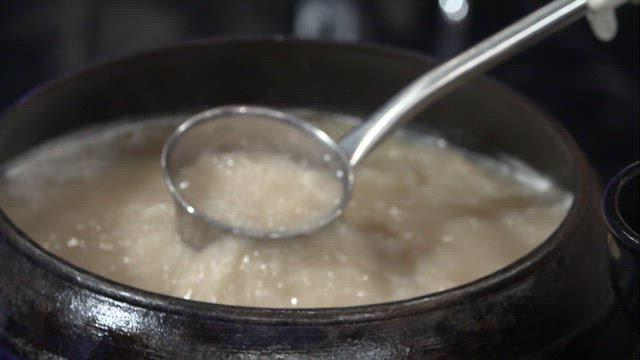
[[0, 40, 577, 192]]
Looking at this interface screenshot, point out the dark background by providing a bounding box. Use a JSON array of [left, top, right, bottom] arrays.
[[1, 0, 638, 181]]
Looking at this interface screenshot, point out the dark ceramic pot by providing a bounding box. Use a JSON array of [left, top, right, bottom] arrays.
[[0, 39, 626, 358], [603, 161, 639, 333]]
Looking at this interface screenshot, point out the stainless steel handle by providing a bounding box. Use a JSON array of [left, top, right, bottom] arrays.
[[339, 0, 589, 167]]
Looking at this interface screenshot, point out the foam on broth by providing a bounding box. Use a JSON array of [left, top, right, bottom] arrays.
[[177, 151, 342, 233], [0, 111, 572, 308]]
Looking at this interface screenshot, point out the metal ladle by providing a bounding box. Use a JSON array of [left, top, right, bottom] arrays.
[[162, 0, 618, 247]]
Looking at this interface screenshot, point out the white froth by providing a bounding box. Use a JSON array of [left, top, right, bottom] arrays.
[[0, 112, 572, 308]]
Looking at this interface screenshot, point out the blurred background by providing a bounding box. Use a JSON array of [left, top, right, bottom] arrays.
[[1, 0, 638, 180]]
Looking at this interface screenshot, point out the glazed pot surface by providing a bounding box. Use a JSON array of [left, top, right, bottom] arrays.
[[604, 162, 640, 333], [0, 38, 613, 358]]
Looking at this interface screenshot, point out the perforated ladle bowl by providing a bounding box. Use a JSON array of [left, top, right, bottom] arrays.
[[162, 0, 619, 247]]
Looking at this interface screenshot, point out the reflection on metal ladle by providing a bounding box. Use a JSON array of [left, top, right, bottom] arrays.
[[162, 0, 627, 246]]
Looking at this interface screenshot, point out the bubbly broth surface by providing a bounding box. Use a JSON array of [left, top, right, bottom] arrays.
[[177, 151, 342, 233], [0, 111, 571, 308]]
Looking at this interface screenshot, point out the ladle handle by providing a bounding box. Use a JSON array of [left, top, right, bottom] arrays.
[[339, 0, 589, 167]]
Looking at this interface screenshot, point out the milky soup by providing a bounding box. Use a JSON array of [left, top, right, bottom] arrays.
[[0, 111, 571, 308]]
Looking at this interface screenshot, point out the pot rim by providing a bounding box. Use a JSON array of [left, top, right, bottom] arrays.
[[0, 36, 592, 325], [603, 161, 640, 253]]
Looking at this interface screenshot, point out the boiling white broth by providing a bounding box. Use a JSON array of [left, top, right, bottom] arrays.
[[0, 111, 571, 308]]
